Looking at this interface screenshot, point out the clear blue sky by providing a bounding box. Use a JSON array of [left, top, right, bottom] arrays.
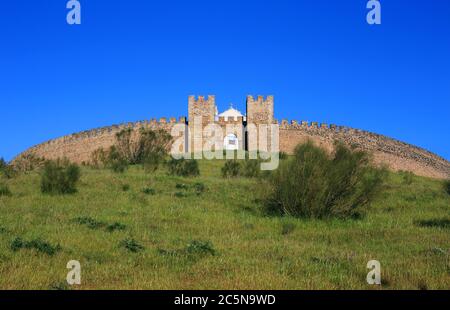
[[1, 0, 449, 161]]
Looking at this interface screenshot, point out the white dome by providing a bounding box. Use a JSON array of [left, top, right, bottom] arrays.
[[218, 106, 245, 121]]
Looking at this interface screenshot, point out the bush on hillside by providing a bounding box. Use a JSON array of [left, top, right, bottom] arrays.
[[221, 158, 264, 178], [0, 158, 16, 179], [107, 146, 129, 173], [115, 128, 172, 168], [40, 159, 81, 195], [221, 160, 241, 178], [263, 141, 386, 219], [241, 159, 262, 178], [12, 153, 45, 173], [0, 182, 11, 196], [0, 158, 6, 171], [444, 180, 450, 196], [399, 170, 414, 185], [167, 158, 200, 177], [278, 152, 288, 160], [89, 148, 109, 169]]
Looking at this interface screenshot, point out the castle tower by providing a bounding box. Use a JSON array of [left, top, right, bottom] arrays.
[[246, 95, 275, 153], [188, 95, 216, 124], [188, 95, 216, 153], [246, 95, 274, 125]]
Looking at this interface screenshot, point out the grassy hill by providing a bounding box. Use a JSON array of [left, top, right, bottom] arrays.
[[0, 160, 448, 289]]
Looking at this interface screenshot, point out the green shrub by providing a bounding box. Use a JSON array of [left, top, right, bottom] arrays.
[[0, 182, 11, 196], [444, 180, 450, 196], [107, 146, 129, 173], [221, 160, 241, 178], [73, 217, 105, 230], [106, 222, 126, 232], [400, 170, 414, 185], [174, 191, 187, 198], [10, 237, 61, 256], [114, 128, 172, 171], [193, 182, 206, 195], [278, 152, 288, 160], [40, 159, 81, 195], [185, 240, 215, 256], [141, 187, 156, 195], [175, 183, 189, 190], [0, 158, 16, 179], [0, 158, 6, 170], [73, 217, 126, 232], [167, 158, 200, 177], [121, 184, 130, 191], [89, 148, 109, 169], [11, 153, 45, 173], [120, 238, 144, 253], [157, 240, 216, 259], [263, 141, 386, 219], [242, 159, 261, 178]]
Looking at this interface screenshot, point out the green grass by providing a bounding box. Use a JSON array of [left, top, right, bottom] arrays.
[[0, 160, 448, 289]]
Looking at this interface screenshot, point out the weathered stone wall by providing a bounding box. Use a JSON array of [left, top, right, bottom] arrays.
[[14, 118, 184, 164], [279, 120, 450, 179], [14, 117, 450, 179], [12, 93, 450, 180]]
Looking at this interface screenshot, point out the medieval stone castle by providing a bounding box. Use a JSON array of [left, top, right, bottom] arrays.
[[14, 95, 450, 179]]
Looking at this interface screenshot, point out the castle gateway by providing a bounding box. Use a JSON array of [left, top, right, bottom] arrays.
[[186, 95, 275, 154], [13, 95, 450, 179]]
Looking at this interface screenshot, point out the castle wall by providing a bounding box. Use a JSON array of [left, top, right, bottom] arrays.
[[279, 121, 450, 179], [12, 95, 450, 180], [16, 118, 183, 164]]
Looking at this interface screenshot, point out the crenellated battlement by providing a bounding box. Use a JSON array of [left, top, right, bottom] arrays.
[[217, 116, 244, 125], [246, 95, 274, 105], [188, 95, 216, 106]]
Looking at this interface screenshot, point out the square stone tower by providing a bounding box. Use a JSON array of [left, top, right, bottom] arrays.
[[188, 95, 216, 153], [246, 95, 274, 125], [188, 95, 216, 124]]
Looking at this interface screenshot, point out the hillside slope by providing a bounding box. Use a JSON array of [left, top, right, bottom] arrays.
[[0, 160, 449, 289]]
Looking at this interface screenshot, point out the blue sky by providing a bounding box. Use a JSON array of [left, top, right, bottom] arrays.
[[1, 0, 449, 161]]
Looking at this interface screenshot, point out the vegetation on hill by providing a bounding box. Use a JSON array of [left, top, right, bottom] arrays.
[[90, 128, 172, 173], [40, 159, 81, 195], [0, 143, 449, 289], [263, 142, 387, 219]]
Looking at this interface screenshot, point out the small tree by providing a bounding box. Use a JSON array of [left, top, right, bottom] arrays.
[[107, 146, 129, 173], [11, 153, 45, 173], [0, 158, 16, 179], [41, 159, 81, 194], [113, 128, 172, 171], [90, 148, 108, 169], [0, 158, 6, 171]]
